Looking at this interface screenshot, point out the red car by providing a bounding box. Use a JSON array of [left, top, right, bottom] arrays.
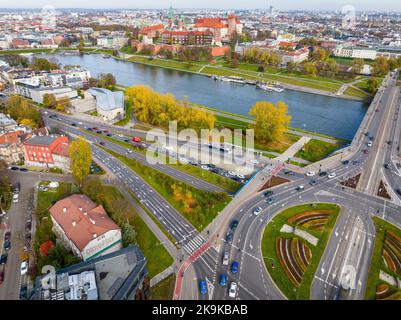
[[363, 149, 369, 154], [132, 137, 142, 143], [103, 130, 109, 133], [0, 269, 4, 285], [92, 127, 99, 131]]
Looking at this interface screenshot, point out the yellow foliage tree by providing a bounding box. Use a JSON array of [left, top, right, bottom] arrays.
[[69, 138, 92, 186]]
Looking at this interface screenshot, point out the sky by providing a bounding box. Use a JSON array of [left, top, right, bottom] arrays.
[[0, 0, 399, 11]]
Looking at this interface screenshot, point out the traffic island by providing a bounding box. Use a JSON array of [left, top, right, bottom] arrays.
[[340, 173, 361, 189], [261, 203, 340, 299]]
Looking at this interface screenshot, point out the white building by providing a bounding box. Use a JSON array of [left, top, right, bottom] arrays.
[[87, 88, 125, 122], [49, 194, 122, 261], [97, 36, 128, 48], [15, 78, 78, 104], [333, 46, 377, 60]]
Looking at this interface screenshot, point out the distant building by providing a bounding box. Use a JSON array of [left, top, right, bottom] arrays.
[[0, 113, 18, 133], [49, 194, 122, 261], [139, 24, 165, 43], [194, 14, 243, 44], [333, 46, 377, 60], [87, 88, 125, 122], [32, 245, 149, 300], [0, 130, 24, 164], [97, 36, 128, 49], [23, 134, 71, 171], [161, 30, 213, 45]]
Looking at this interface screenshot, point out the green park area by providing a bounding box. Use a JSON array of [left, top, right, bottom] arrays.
[[150, 275, 176, 300], [261, 203, 340, 299], [295, 139, 340, 162], [364, 217, 401, 300]]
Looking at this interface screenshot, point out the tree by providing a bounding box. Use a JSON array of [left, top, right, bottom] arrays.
[[30, 57, 59, 71], [372, 56, 390, 76], [311, 48, 328, 62], [55, 96, 71, 112], [303, 62, 317, 77], [5, 95, 42, 128], [367, 77, 379, 93], [69, 138, 92, 186], [1, 54, 29, 67], [351, 58, 365, 75], [249, 101, 291, 144], [42, 93, 57, 109], [121, 223, 137, 247], [98, 73, 116, 89]]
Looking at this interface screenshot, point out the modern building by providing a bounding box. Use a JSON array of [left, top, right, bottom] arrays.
[[87, 88, 125, 122], [15, 78, 78, 104], [333, 46, 378, 60], [49, 194, 122, 261], [97, 36, 128, 49], [32, 245, 149, 300], [23, 134, 71, 171]]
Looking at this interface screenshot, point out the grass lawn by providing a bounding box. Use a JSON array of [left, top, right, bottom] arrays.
[[102, 147, 231, 231], [128, 55, 204, 73], [364, 217, 401, 300], [295, 139, 340, 162], [150, 274, 176, 300], [344, 87, 371, 100], [261, 203, 340, 299], [254, 133, 300, 154]]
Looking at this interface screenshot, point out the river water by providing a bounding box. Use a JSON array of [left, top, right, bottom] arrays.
[[41, 53, 368, 140]]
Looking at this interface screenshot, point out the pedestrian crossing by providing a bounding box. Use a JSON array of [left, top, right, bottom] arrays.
[[183, 234, 207, 255]]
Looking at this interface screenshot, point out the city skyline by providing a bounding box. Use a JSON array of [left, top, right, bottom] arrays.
[[0, 1, 400, 12]]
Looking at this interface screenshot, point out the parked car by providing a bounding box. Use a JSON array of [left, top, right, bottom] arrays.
[[367, 141, 373, 147], [230, 220, 239, 231], [4, 231, 11, 241], [222, 252, 229, 266], [225, 232, 233, 243], [219, 274, 228, 286], [396, 188, 401, 196], [231, 261, 239, 274], [253, 207, 262, 216], [20, 261, 28, 275], [3, 240, 11, 251], [384, 163, 391, 169], [0, 269, 4, 285], [19, 285, 28, 300], [363, 149, 369, 154], [228, 282, 238, 298], [99, 142, 105, 146], [199, 280, 207, 295], [284, 170, 295, 175], [12, 193, 19, 203], [19, 168, 28, 172]]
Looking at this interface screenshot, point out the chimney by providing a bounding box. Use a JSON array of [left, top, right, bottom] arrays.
[[62, 207, 67, 213], [92, 233, 97, 238], [79, 207, 83, 211], [83, 211, 87, 216], [72, 220, 76, 227]]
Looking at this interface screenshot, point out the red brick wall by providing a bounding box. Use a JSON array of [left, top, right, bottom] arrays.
[[211, 46, 230, 57]]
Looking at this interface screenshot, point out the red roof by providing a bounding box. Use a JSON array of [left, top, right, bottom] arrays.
[[0, 131, 23, 145], [162, 30, 212, 36], [139, 24, 164, 34], [195, 18, 227, 29], [52, 141, 70, 157]]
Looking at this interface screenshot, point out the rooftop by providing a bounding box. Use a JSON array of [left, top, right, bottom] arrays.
[[87, 88, 124, 112]]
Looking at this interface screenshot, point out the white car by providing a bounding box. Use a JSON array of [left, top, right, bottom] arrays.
[[237, 174, 245, 179], [249, 159, 259, 164], [12, 193, 19, 203], [201, 165, 209, 170], [306, 171, 316, 177], [20, 261, 28, 275], [328, 172, 336, 179], [367, 141, 372, 147], [222, 252, 229, 266], [228, 171, 236, 176], [253, 207, 263, 216], [229, 282, 238, 298]]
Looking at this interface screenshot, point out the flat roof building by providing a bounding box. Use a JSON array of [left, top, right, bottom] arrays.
[[87, 88, 125, 122]]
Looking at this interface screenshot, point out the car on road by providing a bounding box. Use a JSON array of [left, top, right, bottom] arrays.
[[20, 261, 28, 275], [222, 252, 230, 265], [106, 134, 112, 137], [363, 149, 369, 154], [0, 254, 7, 265], [103, 130, 109, 133], [384, 163, 391, 169], [228, 282, 237, 298], [253, 207, 262, 216], [96, 130, 102, 134], [219, 274, 228, 286], [309, 180, 318, 186], [5, 231, 11, 241], [92, 127, 99, 131], [230, 220, 239, 231], [0, 269, 4, 285], [225, 232, 233, 243], [199, 280, 207, 295], [99, 142, 105, 146], [19, 168, 28, 172], [19, 284, 28, 300], [71, 123, 77, 126], [13, 193, 19, 203], [10, 166, 19, 170], [266, 197, 275, 204], [352, 160, 360, 166], [231, 261, 239, 274], [306, 171, 315, 177], [328, 172, 336, 179], [367, 141, 373, 147], [39, 185, 49, 192], [126, 149, 133, 154], [284, 170, 295, 176], [396, 189, 401, 196], [296, 185, 305, 192], [263, 190, 273, 197], [318, 171, 327, 177], [132, 136, 142, 143], [3, 240, 11, 251], [342, 160, 350, 165]]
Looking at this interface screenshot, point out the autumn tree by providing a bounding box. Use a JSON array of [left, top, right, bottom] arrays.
[[351, 58, 365, 75], [30, 57, 59, 71], [367, 77, 379, 93], [69, 138, 92, 186], [5, 95, 42, 128], [303, 61, 317, 77], [372, 56, 390, 76], [249, 101, 291, 144], [43, 93, 57, 109]]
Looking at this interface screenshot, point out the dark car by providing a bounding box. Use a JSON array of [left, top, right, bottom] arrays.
[[99, 142, 105, 146], [263, 190, 274, 197], [3, 240, 11, 251], [96, 130, 102, 134], [342, 160, 350, 165], [87, 127, 93, 131], [199, 280, 207, 295], [124, 139, 130, 143], [266, 197, 275, 204], [225, 232, 233, 243], [19, 168, 28, 172], [352, 160, 360, 166], [219, 274, 228, 287], [19, 285, 28, 300], [310, 180, 318, 186], [284, 170, 295, 176], [10, 166, 19, 171], [0, 254, 7, 265], [384, 163, 391, 169], [26, 220, 32, 231], [5, 231, 11, 241], [363, 149, 369, 154], [106, 134, 112, 137], [230, 220, 239, 231], [0, 270, 4, 284], [396, 189, 401, 196], [71, 123, 77, 126], [319, 171, 327, 177]]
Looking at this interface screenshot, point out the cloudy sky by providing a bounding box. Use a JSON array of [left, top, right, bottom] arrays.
[[0, 0, 399, 11]]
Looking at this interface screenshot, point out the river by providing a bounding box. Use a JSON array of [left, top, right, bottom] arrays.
[[40, 53, 368, 140]]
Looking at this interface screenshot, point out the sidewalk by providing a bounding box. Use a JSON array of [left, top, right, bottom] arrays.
[[276, 136, 311, 162]]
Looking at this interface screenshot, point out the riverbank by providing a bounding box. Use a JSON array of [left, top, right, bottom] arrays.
[[120, 53, 371, 102]]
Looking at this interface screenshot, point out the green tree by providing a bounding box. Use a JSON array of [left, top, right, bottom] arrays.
[[69, 138, 92, 186], [351, 58, 365, 75], [30, 57, 59, 71], [98, 73, 116, 89], [121, 223, 137, 247], [367, 77, 379, 93], [372, 56, 390, 76], [249, 101, 291, 144]]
